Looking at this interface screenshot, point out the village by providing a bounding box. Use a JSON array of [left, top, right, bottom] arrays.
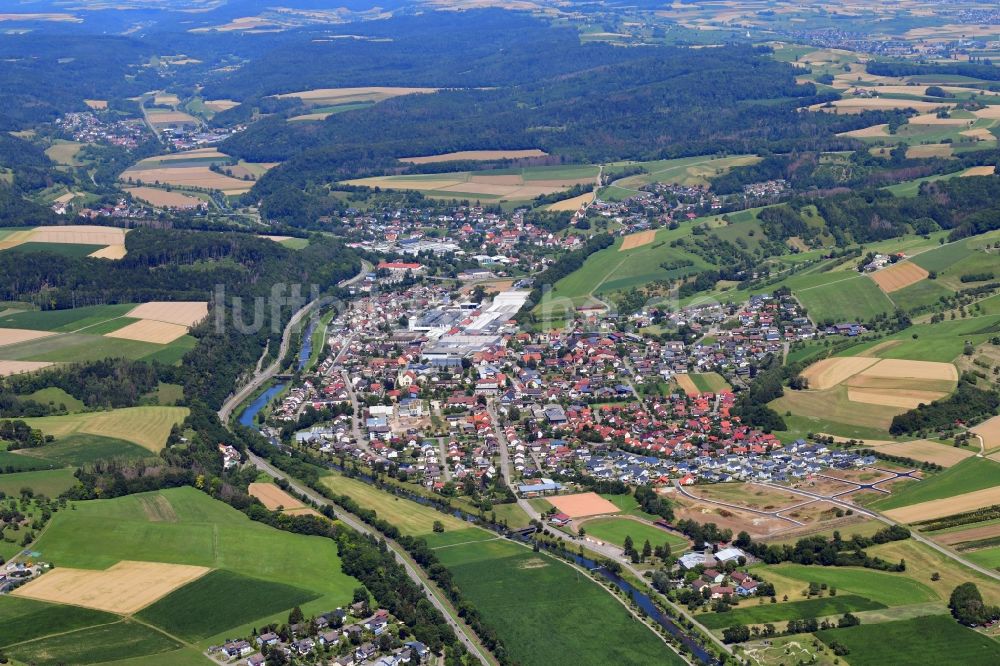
[[257, 274, 873, 516], [209, 605, 430, 666]]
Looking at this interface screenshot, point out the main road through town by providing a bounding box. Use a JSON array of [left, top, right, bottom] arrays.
[[217, 260, 370, 424]]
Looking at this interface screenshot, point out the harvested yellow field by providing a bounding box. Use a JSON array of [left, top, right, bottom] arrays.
[[89, 245, 126, 260], [974, 106, 1000, 120], [0, 361, 53, 376], [871, 262, 929, 293], [675, 374, 699, 396], [810, 98, 952, 114], [203, 99, 240, 112], [13, 561, 209, 614], [146, 110, 197, 125], [548, 492, 620, 518], [344, 172, 594, 202], [548, 191, 594, 212], [963, 165, 997, 176], [274, 87, 438, 105], [22, 406, 189, 453], [800, 356, 880, 390], [837, 124, 889, 138], [857, 359, 958, 382], [620, 229, 657, 251], [885, 486, 1000, 523], [30, 225, 126, 247], [869, 439, 974, 467], [84, 99, 107, 110], [907, 113, 971, 126], [0, 225, 129, 259], [106, 319, 189, 344], [971, 415, 1000, 450], [121, 166, 252, 195], [126, 301, 208, 327], [401, 149, 548, 164], [145, 148, 225, 162], [153, 94, 180, 107], [288, 112, 333, 122], [846, 387, 948, 410], [0, 328, 55, 347], [935, 523, 1000, 546], [125, 186, 205, 209], [249, 482, 308, 511], [907, 144, 954, 159]]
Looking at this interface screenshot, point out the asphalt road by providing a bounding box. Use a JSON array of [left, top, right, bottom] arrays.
[[217, 260, 370, 424], [246, 452, 493, 665]]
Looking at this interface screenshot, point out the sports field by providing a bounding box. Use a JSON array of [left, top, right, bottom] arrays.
[[29, 488, 358, 645], [815, 614, 1000, 665], [320, 473, 469, 536], [435, 538, 683, 665], [580, 516, 688, 552], [20, 406, 188, 453], [547, 492, 620, 518]]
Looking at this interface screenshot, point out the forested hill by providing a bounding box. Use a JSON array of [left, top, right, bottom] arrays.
[[226, 51, 893, 223], [201, 11, 635, 99]]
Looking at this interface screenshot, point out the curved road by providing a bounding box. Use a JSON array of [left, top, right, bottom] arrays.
[[247, 453, 494, 665], [217, 260, 370, 424]]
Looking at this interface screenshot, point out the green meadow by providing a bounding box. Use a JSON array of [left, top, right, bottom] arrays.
[[581, 516, 688, 553], [435, 538, 683, 665], [871, 458, 1000, 511], [815, 615, 1000, 666], [30, 488, 358, 645], [697, 595, 885, 630]]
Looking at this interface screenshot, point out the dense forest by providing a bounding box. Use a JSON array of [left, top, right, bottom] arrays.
[[868, 59, 1000, 83], [0, 228, 361, 410], [889, 377, 999, 435]]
